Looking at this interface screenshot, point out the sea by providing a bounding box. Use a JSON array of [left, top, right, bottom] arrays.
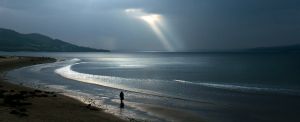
[[1, 52, 300, 122]]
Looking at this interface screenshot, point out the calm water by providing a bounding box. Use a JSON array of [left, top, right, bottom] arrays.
[[2, 52, 300, 122]]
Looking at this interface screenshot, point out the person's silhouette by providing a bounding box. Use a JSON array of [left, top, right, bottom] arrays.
[[120, 91, 125, 108]]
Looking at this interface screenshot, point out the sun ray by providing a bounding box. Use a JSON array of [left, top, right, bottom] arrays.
[[140, 15, 174, 51], [125, 8, 176, 52]]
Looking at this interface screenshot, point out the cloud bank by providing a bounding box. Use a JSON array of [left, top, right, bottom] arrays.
[[0, 0, 299, 51]]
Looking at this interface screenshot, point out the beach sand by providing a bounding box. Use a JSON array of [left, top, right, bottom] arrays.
[[0, 56, 126, 122]]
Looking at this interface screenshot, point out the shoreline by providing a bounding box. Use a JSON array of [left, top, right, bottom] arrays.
[[0, 56, 127, 122]]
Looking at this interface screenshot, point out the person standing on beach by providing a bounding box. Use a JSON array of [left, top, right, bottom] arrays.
[[120, 91, 125, 108]]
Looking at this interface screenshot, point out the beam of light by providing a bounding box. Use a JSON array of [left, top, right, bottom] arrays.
[[124, 8, 176, 52], [140, 15, 174, 51]]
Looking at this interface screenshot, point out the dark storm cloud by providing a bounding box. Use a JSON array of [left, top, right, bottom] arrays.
[[0, 0, 300, 51], [146, 0, 300, 50]]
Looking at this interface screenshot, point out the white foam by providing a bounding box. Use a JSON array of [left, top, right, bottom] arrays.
[[55, 64, 163, 96], [55, 58, 300, 97], [70, 58, 81, 62], [174, 79, 300, 95]]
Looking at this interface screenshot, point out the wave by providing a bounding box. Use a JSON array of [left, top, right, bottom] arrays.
[[69, 58, 81, 62], [55, 60, 300, 98], [55, 64, 166, 96], [55, 63, 212, 102], [174, 79, 300, 96]]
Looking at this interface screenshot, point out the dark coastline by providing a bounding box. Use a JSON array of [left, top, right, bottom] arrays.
[[0, 56, 126, 122]]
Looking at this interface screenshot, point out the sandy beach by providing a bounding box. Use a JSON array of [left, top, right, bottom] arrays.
[[0, 56, 126, 122]]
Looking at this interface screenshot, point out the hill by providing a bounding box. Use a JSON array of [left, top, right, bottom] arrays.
[[0, 28, 109, 52]]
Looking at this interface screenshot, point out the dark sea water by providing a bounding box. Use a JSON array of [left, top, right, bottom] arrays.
[[2, 52, 300, 122]]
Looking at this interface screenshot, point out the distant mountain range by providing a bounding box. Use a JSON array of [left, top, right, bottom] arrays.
[[1, 28, 299, 53], [0, 28, 109, 52]]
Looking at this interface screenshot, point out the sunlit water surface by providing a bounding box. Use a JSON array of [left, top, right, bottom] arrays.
[[2, 52, 300, 122]]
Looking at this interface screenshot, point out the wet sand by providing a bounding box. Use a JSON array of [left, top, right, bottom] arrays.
[[0, 56, 126, 122]]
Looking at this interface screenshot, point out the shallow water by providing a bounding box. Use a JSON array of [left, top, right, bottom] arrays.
[[3, 52, 300, 122]]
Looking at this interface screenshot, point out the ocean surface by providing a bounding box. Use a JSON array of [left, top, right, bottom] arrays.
[[2, 52, 300, 122]]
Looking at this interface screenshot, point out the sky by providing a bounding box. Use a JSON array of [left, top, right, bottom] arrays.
[[0, 0, 300, 51]]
